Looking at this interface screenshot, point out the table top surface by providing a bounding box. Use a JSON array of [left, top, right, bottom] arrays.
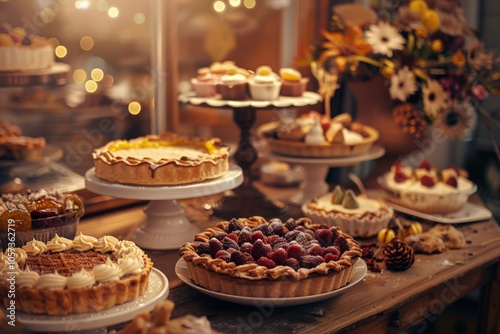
[[75, 182, 500, 334]]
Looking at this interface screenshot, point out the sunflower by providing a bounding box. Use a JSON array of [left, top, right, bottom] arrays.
[[433, 101, 477, 139], [390, 66, 418, 102], [364, 22, 406, 57], [422, 79, 450, 119]]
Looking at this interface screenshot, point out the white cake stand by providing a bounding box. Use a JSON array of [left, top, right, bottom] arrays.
[[85, 165, 243, 250], [261, 144, 385, 205]]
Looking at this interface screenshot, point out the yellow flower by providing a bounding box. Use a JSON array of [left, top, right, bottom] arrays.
[[422, 9, 440, 32], [415, 26, 428, 39], [452, 51, 466, 67], [431, 39, 443, 53], [409, 0, 428, 16]]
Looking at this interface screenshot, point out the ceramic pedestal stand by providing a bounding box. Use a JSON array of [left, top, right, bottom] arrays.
[[262, 144, 385, 206], [85, 165, 243, 250], [179, 92, 322, 220]]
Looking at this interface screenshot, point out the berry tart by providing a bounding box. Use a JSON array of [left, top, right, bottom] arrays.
[[0, 24, 54, 72], [379, 161, 476, 213], [257, 111, 378, 157], [178, 216, 362, 298], [0, 233, 153, 316], [92, 132, 230, 185], [302, 186, 393, 238]]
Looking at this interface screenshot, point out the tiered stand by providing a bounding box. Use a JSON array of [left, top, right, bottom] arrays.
[[0, 63, 70, 192], [85, 165, 243, 250], [261, 145, 385, 205], [179, 91, 322, 219]]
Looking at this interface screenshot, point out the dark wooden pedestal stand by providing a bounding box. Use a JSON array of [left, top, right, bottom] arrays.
[[211, 107, 287, 220]]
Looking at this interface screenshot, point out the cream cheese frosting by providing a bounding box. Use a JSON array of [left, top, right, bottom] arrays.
[[66, 269, 96, 289]]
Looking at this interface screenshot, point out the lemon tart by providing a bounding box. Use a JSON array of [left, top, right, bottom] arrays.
[[92, 132, 230, 185]]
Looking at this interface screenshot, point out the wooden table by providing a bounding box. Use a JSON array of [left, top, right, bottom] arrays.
[[78, 184, 500, 334]]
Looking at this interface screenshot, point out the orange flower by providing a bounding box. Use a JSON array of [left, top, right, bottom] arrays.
[[319, 27, 372, 65]]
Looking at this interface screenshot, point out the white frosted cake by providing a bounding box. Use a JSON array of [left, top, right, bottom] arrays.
[[0, 25, 54, 72]]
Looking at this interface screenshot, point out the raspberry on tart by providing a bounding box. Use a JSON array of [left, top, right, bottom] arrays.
[[92, 132, 230, 185], [179, 216, 362, 298]]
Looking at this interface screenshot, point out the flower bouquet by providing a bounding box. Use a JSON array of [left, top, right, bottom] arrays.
[[301, 0, 500, 158]]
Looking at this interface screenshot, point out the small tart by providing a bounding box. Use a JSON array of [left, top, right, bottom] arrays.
[[302, 191, 393, 238], [92, 132, 230, 185], [0, 234, 153, 316], [179, 216, 362, 298]]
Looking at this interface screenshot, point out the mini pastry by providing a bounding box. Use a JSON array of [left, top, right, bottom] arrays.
[[248, 65, 282, 101], [426, 225, 466, 249], [216, 68, 250, 100], [279, 68, 309, 96]]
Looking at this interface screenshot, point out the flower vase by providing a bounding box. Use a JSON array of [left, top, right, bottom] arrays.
[[347, 76, 419, 157]]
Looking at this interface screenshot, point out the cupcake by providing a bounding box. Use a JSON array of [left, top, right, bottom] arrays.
[[301, 186, 394, 238], [191, 68, 218, 97], [279, 68, 309, 97], [216, 68, 250, 100], [248, 65, 282, 101]]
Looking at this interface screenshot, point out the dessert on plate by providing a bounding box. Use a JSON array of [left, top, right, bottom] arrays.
[[279, 68, 309, 96], [0, 233, 153, 315], [0, 24, 54, 72], [248, 65, 282, 101], [0, 121, 46, 161], [92, 132, 230, 185], [257, 111, 379, 157], [179, 216, 362, 298], [190, 67, 219, 97], [0, 189, 84, 248], [379, 161, 476, 213], [116, 300, 219, 334], [302, 186, 393, 238]]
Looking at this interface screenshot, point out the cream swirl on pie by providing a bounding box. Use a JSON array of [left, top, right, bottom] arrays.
[[0, 234, 153, 315]]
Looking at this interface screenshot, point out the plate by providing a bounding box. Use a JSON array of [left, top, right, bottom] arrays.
[[175, 259, 367, 307], [17, 268, 169, 332], [367, 189, 492, 224]]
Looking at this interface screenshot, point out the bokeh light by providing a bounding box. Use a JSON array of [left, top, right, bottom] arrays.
[[213, 1, 225, 12], [80, 36, 94, 51], [91, 68, 104, 82], [134, 13, 146, 24], [108, 7, 119, 18], [244, 0, 256, 9], [73, 69, 87, 84], [229, 0, 241, 7], [55, 45, 67, 58], [85, 80, 98, 93], [128, 101, 142, 115]]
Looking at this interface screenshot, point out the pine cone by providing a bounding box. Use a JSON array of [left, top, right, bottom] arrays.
[[392, 103, 427, 138], [383, 238, 415, 271]]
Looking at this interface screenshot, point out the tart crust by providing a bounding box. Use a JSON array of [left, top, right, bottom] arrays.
[[3, 255, 153, 316], [257, 121, 378, 158], [302, 195, 393, 238], [92, 132, 230, 185], [179, 217, 362, 298]]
